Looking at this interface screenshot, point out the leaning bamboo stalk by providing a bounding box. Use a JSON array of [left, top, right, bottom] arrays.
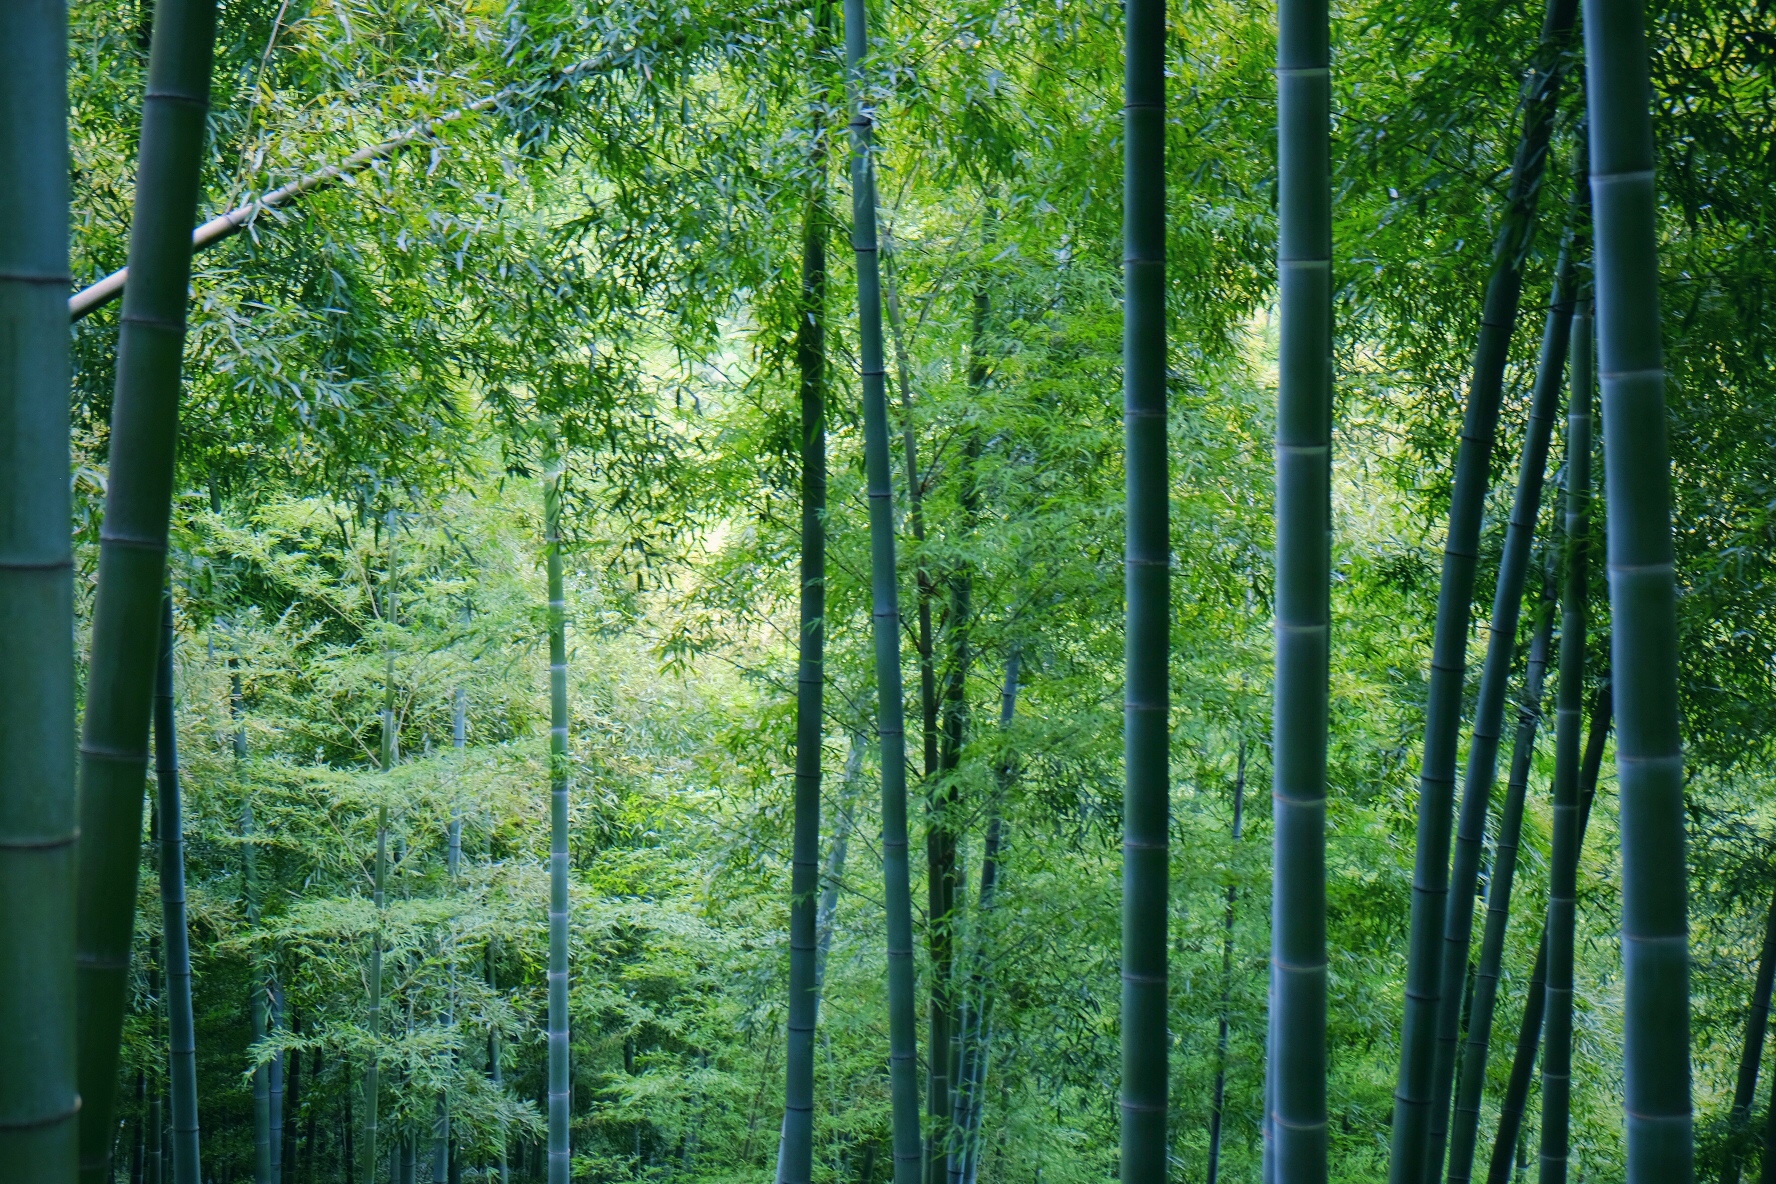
[[1123, 0, 1173, 1167], [1723, 889, 1776, 1184], [155, 596, 202, 1184], [1429, 240, 1577, 1181], [1484, 687, 1610, 1184], [74, 1, 220, 1177], [839, 0, 922, 1178], [1389, 0, 1579, 1171], [1583, 0, 1693, 1170], [0, 2, 78, 1178], [1271, 0, 1332, 1170]]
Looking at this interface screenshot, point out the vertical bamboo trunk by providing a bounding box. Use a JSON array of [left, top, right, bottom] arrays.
[[815, 740, 866, 995], [1484, 688, 1610, 1184], [1388, 0, 1578, 1173], [1584, 0, 1693, 1172], [544, 464, 572, 1184], [155, 596, 203, 1184], [1537, 286, 1594, 1184], [1446, 577, 1556, 1184], [840, 0, 923, 1178], [148, 936, 164, 1184], [950, 652, 1020, 1184], [1431, 241, 1577, 1182], [283, 1013, 300, 1184], [450, 683, 465, 879], [270, 985, 285, 1182], [0, 7, 76, 1174], [1723, 890, 1776, 1184], [364, 805, 387, 1184], [246, 793, 274, 1184], [74, 1, 219, 1176], [1272, 0, 1331, 1169], [779, 178, 828, 1184], [1123, 0, 1172, 1166], [488, 943, 508, 1184], [1207, 743, 1247, 1184]]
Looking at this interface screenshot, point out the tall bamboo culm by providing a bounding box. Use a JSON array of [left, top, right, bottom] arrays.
[[1430, 240, 1576, 1182], [1583, 0, 1693, 1170], [1273, 0, 1331, 1169], [74, 1, 219, 1177], [1538, 290, 1594, 1184], [840, 0, 922, 1179], [544, 462, 573, 1184], [0, 1, 76, 1179], [1121, 0, 1170, 1166], [1724, 891, 1776, 1184], [1388, 0, 1577, 1173], [778, 182, 828, 1184], [155, 596, 202, 1184]]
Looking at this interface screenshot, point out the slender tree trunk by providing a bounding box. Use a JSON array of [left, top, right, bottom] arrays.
[[951, 652, 1020, 1184], [816, 737, 867, 995], [1447, 576, 1557, 1184], [148, 936, 164, 1184], [270, 984, 285, 1183], [1207, 743, 1247, 1184], [488, 943, 508, 1184], [1485, 687, 1611, 1184], [156, 596, 203, 1184], [840, 2, 922, 1179], [246, 795, 274, 1184], [0, 5, 77, 1177], [778, 173, 829, 1184], [1389, 0, 1578, 1173], [544, 462, 573, 1184], [1537, 269, 1594, 1184], [133, 1072, 147, 1184], [1724, 890, 1776, 1184], [1123, 0, 1173, 1166], [74, 0, 219, 1176], [1272, 0, 1331, 1171], [1584, 0, 1693, 1172], [1433, 236, 1577, 1184], [1758, 1054, 1776, 1184], [364, 801, 387, 1184]]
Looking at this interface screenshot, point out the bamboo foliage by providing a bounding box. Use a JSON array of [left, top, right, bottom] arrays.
[[1430, 240, 1576, 1180], [74, 0, 220, 1176], [1273, 0, 1331, 1168], [1584, 0, 1693, 1167], [1538, 289, 1594, 1184], [545, 462, 573, 1184], [840, 0, 923, 1177], [1389, 0, 1578, 1170], [0, 1, 76, 1179], [1122, 0, 1171, 1169]]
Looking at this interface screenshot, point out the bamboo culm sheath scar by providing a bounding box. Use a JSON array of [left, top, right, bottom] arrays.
[[0, 1, 77, 1178], [840, 0, 922, 1175], [1585, 0, 1694, 1168], [75, 0, 220, 1178], [1273, 0, 1331, 1170]]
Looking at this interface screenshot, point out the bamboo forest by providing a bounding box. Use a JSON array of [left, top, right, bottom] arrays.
[[4, 0, 1774, 1180]]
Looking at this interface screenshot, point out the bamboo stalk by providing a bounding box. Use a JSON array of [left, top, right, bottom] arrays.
[[1272, 0, 1331, 1168], [544, 461, 572, 1184], [1583, 0, 1693, 1170], [155, 596, 202, 1184], [1207, 742, 1248, 1184], [1389, 0, 1579, 1171], [1432, 238, 1577, 1182], [839, 0, 923, 1177], [73, 1, 219, 1176], [1723, 889, 1776, 1184], [1123, 0, 1172, 1167], [0, 0, 77, 1177]]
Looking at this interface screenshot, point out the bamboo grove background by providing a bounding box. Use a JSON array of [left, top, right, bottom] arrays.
[[6, 0, 1776, 1180]]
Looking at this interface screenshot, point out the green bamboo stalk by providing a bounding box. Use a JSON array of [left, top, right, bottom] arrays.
[[1207, 742, 1248, 1184], [1538, 288, 1594, 1184], [840, 0, 922, 1175], [1723, 889, 1776, 1184], [488, 941, 508, 1184], [1272, 0, 1331, 1168], [74, 1, 219, 1176], [364, 514, 397, 1184], [779, 180, 828, 1184], [544, 461, 572, 1184], [1485, 687, 1610, 1184], [1583, 0, 1693, 1171], [155, 596, 202, 1184], [147, 936, 163, 1184], [1431, 241, 1577, 1182], [1446, 573, 1556, 1184], [0, 0, 77, 1177], [246, 796, 273, 1184], [1389, 0, 1578, 1171], [1123, 0, 1172, 1166]]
